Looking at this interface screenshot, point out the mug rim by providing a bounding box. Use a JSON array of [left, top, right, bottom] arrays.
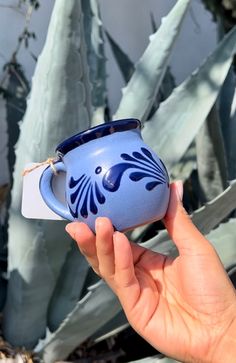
[[56, 118, 141, 156]]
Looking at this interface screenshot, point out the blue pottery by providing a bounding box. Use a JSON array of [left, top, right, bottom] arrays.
[[39, 119, 170, 232]]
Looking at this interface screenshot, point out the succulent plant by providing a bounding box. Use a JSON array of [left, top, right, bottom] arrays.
[[1, 0, 236, 362]]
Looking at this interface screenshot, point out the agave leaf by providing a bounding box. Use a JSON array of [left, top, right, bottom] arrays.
[[38, 280, 122, 363], [196, 103, 228, 203], [150, 12, 157, 33], [191, 179, 236, 234], [219, 66, 236, 180], [0, 272, 7, 312], [127, 357, 178, 363], [3, 0, 92, 349], [228, 265, 236, 287], [91, 310, 128, 342], [82, 0, 108, 126], [157, 67, 176, 104], [105, 30, 134, 84], [0, 94, 9, 211], [142, 25, 236, 171], [170, 142, 196, 181], [0, 94, 9, 264], [143, 181, 236, 253], [114, 0, 190, 121], [47, 242, 90, 332], [0, 94, 9, 311], [206, 219, 236, 269], [106, 29, 175, 116], [5, 62, 30, 181], [148, 11, 176, 112]]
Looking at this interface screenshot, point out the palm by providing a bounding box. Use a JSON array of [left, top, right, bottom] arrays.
[[67, 182, 236, 363], [123, 243, 234, 360]]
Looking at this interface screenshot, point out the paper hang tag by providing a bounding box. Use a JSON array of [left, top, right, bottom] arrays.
[[21, 163, 66, 220]]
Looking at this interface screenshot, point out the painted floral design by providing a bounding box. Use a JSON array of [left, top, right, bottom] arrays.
[[68, 147, 168, 219], [103, 147, 169, 192], [68, 171, 105, 219]]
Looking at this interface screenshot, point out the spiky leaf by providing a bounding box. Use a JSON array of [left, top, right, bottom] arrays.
[[196, 104, 228, 203], [0, 94, 9, 214], [114, 0, 190, 121], [3, 0, 92, 349], [105, 30, 134, 84], [91, 310, 128, 342], [142, 25, 236, 171], [219, 66, 236, 180], [0, 94, 9, 311], [4, 62, 29, 181], [127, 357, 178, 363], [82, 0, 108, 125], [38, 280, 122, 363], [47, 242, 90, 331]]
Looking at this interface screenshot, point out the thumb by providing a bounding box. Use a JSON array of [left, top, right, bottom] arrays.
[[163, 182, 213, 255]]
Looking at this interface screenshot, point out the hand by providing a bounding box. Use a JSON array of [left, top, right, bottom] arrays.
[[66, 182, 236, 363]]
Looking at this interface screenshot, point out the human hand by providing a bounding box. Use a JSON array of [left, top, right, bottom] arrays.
[[66, 182, 236, 363]]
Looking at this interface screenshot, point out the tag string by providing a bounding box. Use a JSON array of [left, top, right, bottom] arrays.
[[22, 157, 59, 177]]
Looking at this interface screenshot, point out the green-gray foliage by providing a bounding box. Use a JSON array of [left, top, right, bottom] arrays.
[[0, 94, 9, 310], [38, 280, 121, 362], [219, 66, 236, 180], [4, 62, 30, 181], [105, 30, 134, 84], [47, 242, 89, 331], [1, 0, 236, 362], [82, 0, 108, 125], [3, 0, 92, 349], [196, 104, 228, 203], [0, 63, 29, 307], [142, 25, 236, 170], [114, 0, 190, 121]]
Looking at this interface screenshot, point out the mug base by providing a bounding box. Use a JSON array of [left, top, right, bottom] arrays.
[[113, 214, 166, 233]]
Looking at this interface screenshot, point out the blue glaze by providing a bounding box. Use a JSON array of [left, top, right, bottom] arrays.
[[80, 184, 91, 218], [90, 185, 98, 215], [70, 175, 86, 204], [102, 147, 167, 193], [39, 118, 170, 232], [95, 166, 102, 174], [94, 181, 106, 204], [69, 174, 85, 188], [56, 118, 141, 156], [146, 181, 162, 191], [68, 178, 106, 220]]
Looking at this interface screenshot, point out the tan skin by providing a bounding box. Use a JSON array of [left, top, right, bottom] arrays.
[[66, 181, 236, 363]]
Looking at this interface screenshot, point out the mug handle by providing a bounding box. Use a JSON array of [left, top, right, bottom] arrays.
[[39, 161, 73, 221]]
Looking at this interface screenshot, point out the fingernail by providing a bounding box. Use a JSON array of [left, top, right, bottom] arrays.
[[113, 231, 122, 244], [65, 223, 76, 236], [95, 217, 102, 230], [175, 180, 183, 201]]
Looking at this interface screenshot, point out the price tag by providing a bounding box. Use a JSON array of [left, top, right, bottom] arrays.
[[21, 163, 66, 220]]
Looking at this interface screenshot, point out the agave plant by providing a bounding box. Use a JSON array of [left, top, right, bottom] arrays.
[[1, 0, 236, 362]]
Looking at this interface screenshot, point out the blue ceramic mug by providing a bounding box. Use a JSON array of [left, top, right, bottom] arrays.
[[39, 119, 170, 231]]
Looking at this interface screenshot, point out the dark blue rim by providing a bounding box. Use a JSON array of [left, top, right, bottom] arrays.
[[56, 118, 141, 156]]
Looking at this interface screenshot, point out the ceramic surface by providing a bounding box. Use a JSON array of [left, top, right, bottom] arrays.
[[39, 119, 170, 231]]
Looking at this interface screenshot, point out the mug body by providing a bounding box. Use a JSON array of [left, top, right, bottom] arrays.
[[57, 119, 170, 231]]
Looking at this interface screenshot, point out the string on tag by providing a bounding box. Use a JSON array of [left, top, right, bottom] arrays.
[[22, 157, 59, 177]]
